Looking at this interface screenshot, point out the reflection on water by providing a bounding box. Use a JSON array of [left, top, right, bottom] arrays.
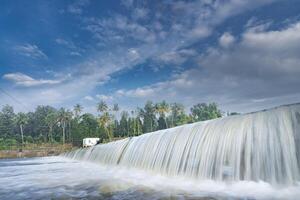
[[0, 157, 299, 200]]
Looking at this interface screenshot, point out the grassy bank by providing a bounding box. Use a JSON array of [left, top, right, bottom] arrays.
[[0, 143, 74, 159]]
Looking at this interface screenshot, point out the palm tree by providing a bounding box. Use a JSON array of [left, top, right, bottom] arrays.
[[112, 103, 120, 121], [99, 112, 112, 140], [15, 113, 28, 146], [45, 112, 58, 143], [170, 103, 185, 127], [131, 110, 136, 136], [57, 108, 72, 145], [135, 108, 142, 135], [143, 101, 156, 132], [155, 100, 170, 128], [97, 100, 108, 115], [113, 103, 119, 113], [66, 110, 73, 142], [73, 104, 83, 118], [112, 103, 120, 136], [97, 100, 114, 141]]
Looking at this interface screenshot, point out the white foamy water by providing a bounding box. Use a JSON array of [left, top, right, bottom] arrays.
[[0, 156, 300, 200], [2, 104, 300, 199], [64, 104, 300, 186]]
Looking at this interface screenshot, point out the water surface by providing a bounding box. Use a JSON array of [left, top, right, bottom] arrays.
[[0, 157, 300, 199]]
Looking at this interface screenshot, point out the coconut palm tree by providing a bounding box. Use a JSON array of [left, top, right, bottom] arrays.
[[170, 102, 185, 127], [57, 108, 72, 144], [113, 103, 119, 113], [97, 100, 108, 115], [73, 104, 83, 118], [15, 113, 28, 146], [45, 112, 58, 143], [155, 100, 170, 128], [112, 103, 119, 121], [99, 112, 112, 140], [131, 110, 136, 136], [112, 103, 120, 136], [97, 100, 114, 141], [141, 101, 156, 132]]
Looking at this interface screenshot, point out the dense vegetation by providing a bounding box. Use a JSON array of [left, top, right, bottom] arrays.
[[0, 101, 227, 148]]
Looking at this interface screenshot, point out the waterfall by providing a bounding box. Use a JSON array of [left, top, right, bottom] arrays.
[[64, 103, 300, 185]]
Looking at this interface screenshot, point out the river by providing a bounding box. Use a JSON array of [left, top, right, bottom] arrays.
[[0, 156, 299, 200]]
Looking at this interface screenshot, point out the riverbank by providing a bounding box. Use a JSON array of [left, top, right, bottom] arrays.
[[0, 143, 74, 159]]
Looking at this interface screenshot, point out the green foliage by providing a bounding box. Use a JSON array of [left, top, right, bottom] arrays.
[[15, 112, 29, 126], [25, 136, 34, 143], [0, 138, 18, 150], [72, 113, 99, 146], [140, 101, 157, 133], [155, 101, 170, 129], [191, 103, 222, 122], [3, 138, 17, 146], [97, 101, 108, 113], [73, 104, 83, 118], [119, 111, 129, 137], [0, 101, 224, 148], [0, 105, 15, 139], [169, 103, 190, 126]]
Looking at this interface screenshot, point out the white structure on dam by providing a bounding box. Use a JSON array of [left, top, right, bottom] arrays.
[[82, 138, 100, 148]]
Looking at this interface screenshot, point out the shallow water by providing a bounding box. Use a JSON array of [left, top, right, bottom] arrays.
[[0, 157, 299, 200]]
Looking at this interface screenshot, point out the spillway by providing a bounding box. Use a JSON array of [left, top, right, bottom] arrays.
[[64, 103, 300, 186]]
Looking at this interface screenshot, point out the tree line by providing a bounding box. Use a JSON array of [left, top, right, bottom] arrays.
[[0, 101, 232, 147]]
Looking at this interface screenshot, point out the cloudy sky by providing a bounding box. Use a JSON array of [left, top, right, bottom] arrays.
[[1, 0, 300, 114]]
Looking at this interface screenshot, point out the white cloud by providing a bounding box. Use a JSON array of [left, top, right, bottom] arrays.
[[2, 0, 284, 112], [132, 8, 149, 20], [116, 87, 156, 98], [188, 27, 212, 40], [84, 95, 94, 101], [156, 49, 197, 65], [85, 14, 156, 44], [70, 51, 82, 56], [67, 0, 90, 14], [68, 6, 82, 14], [40, 90, 64, 103], [55, 38, 69, 46], [127, 48, 140, 61], [109, 21, 300, 112], [3, 73, 62, 87], [82, 0, 279, 74], [242, 22, 300, 55], [55, 38, 83, 56], [14, 43, 47, 59], [96, 94, 114, 102], [55, 38, 78, 50], [219, 32, 235, 48], [121, 0, 134, 8]]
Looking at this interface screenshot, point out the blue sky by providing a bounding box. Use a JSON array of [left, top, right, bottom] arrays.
[[1, 0, 300, 113]]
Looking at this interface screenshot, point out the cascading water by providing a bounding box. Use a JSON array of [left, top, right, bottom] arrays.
[[64, 103, 300, 186]]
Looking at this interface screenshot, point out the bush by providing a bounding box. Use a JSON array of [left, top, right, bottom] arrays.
[[0, 138, 18, 150], [25, 136, 34, 143], [4, 138, 17, 146], [35, 134, 45, 144]]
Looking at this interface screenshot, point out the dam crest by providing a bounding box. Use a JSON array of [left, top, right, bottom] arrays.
[[64, 103, 300, 186]]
